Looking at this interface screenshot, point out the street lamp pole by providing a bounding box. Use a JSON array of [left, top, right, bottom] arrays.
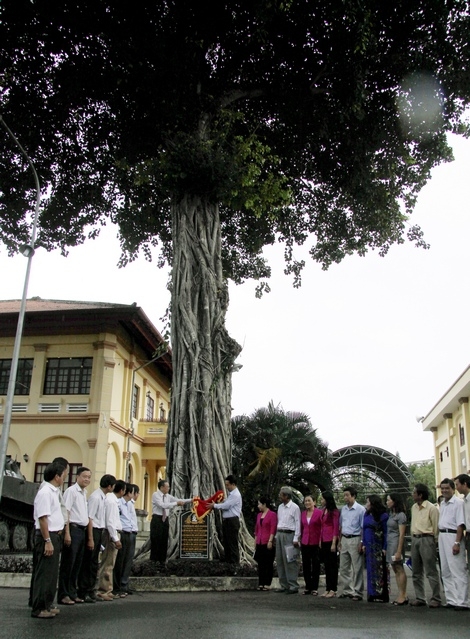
[[0, 117, 41, 500], [126, 345, 168, 481]]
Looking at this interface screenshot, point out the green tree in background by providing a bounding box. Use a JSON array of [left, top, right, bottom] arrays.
[[408, 459, 437, 503], [232, 402, 332, 531]]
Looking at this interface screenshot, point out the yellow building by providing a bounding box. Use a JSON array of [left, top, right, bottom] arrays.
[[0, 298, 171, 515], [421, 364, 470, 483]]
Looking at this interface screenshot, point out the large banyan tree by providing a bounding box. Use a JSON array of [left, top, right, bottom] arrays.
[[1, 1, 469, 557]]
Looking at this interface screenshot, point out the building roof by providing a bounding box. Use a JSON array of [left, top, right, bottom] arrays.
[[421, 364, 470, 431], [0, 297, 172, 380], [0, 298, 134, 313]]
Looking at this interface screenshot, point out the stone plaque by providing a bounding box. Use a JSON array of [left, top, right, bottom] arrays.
[[179, 510, 209, 559]]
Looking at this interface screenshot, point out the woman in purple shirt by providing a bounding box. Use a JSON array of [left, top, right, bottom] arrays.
[[254, 496, 277, 590], [300, 495, 322, 595]]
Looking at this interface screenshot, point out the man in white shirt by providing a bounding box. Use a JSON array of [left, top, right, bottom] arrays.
[[438, 478, 468, 610], [120, 484, 140, 595], [455, 473, 470, 569], [150, 479, 191, 564], [97, 480, 126, 601], [113, 483, 135, 597], [58, 466, 92, 605], [77, 474, 116, 603], [30, 460, 68, 619], [275, 486, 301, 594], [208, 475, 243, 564]]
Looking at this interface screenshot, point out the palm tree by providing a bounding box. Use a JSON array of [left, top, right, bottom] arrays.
[[232, 402, 332, 531]]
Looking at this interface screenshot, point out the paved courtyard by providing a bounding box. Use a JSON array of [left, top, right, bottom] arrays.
[[1, 584, 468, 639]]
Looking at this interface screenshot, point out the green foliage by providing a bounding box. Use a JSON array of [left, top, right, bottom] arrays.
[[232, 402, 332, 531], [1, 1, 469, 281], [408, 459, 437, 503]]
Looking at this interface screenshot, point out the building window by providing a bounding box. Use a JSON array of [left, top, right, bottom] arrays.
[[146, 395, 154, 421], [34, 462, 81, 489], [44, 358, 92, 395], [132, 384, 139, 419], [0, 358, 34, 395], [459, 424, 465, 446]]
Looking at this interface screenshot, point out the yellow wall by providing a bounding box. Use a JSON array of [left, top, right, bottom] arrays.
[[0, 326, 170, 515]]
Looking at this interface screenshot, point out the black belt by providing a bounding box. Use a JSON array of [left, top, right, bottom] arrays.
[[412, 533, 434, 538], [342, 534, 360, 538], [277, 529, 295, 533], [35, 529, 63, 536], [70, 523, 87, 530], [439, 528, 458, 534], [121, 530, 132, 535]]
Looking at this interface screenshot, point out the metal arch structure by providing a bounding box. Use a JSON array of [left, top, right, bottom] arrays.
[[331, 445, 413, 497]]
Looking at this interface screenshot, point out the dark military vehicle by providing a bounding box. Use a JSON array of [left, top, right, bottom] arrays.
[[0, 456, 39, 551]]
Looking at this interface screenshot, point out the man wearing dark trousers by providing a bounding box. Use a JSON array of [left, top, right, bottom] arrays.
[[150, 480, 191, 563], [113, 483, 134, 597], [77, 474, 116, 603], [31, 461, 67, 619], [58, 466, 92, 605], [208, 475, 242, 564]]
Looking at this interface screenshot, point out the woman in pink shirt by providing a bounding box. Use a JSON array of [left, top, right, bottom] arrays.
[[300, 495, 322, 595], [254, 496, 277, 590], [320, 490, 340, 598]]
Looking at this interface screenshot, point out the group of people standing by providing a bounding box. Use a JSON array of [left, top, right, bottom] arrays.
[[30, 457, 140, 619], [254, 486, 340, 596], [253, 478, 470, 610]]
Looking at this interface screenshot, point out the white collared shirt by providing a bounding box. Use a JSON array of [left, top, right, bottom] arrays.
[[213, 487, 242, 519], [463, 494, 470, 529], [63, 482, 89, 526], [87, 487, 107, 529], [276, 500, 301, 542], [34, 482, 64, 532], [151, 489, 191, 516], [439, 495, 465, 530], [119, 497, 134, 532], [105, 492, 122, 542], [129, 499, 138, 533]]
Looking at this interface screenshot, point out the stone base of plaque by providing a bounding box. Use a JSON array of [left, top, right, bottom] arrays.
[[128, 576, 262, 592]]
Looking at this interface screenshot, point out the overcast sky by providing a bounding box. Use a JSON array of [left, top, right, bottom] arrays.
[[1, 133, 470, 463]]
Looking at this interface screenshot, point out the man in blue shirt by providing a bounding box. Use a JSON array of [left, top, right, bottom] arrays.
[[338, 486, 365, 600]]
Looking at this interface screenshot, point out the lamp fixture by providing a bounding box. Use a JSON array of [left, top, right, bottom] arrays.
[[19, 243, 35, 258], [23, 453, 29, 462]]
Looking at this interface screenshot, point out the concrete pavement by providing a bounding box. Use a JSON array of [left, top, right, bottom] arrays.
[[1, 586, 468, 639]]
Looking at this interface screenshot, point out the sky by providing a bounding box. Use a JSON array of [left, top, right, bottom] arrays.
[[1, 133, 470, 464]]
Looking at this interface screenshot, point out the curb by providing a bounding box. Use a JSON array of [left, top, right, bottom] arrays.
[[0, 573, 288, 591]]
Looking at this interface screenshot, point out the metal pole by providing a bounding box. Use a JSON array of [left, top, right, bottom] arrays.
[[125, 346, 168, 481], [0, 116, 41, 500]]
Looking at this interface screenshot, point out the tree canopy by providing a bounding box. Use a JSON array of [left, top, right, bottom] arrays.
[[2, 1, 469, 279]]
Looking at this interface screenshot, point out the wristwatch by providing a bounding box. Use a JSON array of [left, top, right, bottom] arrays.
[[44, 537, 51, 543]]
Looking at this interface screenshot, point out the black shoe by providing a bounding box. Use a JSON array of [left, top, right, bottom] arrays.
[[454, 606, 470, 611], [124, 590, 134, 595], [83, 595, 96, 603]]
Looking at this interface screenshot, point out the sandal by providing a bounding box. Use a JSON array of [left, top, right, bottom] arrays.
[[325, 591, 336, 598], [302, 590, 312, 595], [60, 597, 75, 605], [262, 586, 271, 591], [311, 591, 318, 596]]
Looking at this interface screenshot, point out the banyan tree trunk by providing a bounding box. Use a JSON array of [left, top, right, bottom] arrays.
[[166, 193, 253, 561]]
